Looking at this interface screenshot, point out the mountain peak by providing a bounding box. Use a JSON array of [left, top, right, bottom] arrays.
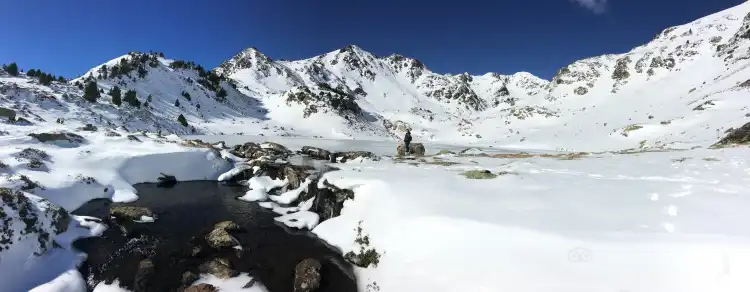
[[214, 47, 273, 77]]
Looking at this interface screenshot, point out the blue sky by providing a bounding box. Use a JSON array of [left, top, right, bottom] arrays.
[[0, 0, 744, 79]]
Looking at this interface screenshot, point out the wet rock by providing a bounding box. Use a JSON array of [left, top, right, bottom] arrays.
[[181, 271, 200, 286], [184, 283, 217, 292], [300, 146, 332, 160], [110, 206, 154, 221], [205, 221, 241, 249], [133, 259, 156, 292], [28, 131, 85, 144], [0, 107, 16, 122], [199, 258, 238, 279], [300, 180, 354, 222], [294, 258, 322, 292], [157, 173, 177, 188], [396, 143, 425, 157]]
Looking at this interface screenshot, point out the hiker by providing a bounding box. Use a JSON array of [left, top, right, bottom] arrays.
[[404, 130, 412, 154]]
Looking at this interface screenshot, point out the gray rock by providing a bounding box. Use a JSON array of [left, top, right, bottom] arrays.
[[396, 143, 425, 157], [0, 107, 16, 122], [294, 258, 322, 292], [199, 258, 238, 279], [133, 259, 155, 292], [184, 283, 217, 292], [300, 146, 332, 160], [205, 221, 240, 249], [109, 206, 154, 221], [28, 132, 85, 144], [181, 271, 200, 286], [0, 187, 70, 254]]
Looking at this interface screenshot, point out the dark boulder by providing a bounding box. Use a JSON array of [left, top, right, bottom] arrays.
[[294, 258, 322, 292]]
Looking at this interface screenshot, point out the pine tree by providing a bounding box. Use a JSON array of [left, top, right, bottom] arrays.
[[27, 69, 37, 77], [57, 76, 66, 82], [83, 81, 100, 103], [109, 86, 122, 106], [137, 66, 147, 78], [216, 87, 227, 99], [124, 90, 141, 107], [174, 99, 180, 107], [177, 114, 188, 127], [39, 73, 53, 85], [181, 91, 191, 100], [147, 94, 152, 102], [6, 62, 19, 76]]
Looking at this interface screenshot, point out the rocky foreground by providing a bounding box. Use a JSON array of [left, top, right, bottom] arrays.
[[69, 139, 404, 292]]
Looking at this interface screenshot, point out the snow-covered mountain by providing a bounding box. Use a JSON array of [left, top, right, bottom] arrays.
[[2, 1, 750, 151]]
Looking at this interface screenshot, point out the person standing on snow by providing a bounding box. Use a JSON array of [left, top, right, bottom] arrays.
[[404, 130, 412, 154]]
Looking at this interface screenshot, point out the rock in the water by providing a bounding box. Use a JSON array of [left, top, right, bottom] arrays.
[[110, 206, 154, 221], [294, 258, 322, 292], [300, 146, 332, 160], [184, 283, 218, 292], [157, 173, 177, 188], [28, 131, 85, 144], [199, 258, 238, 279], [397, 143, 426, 156], [181, 271, 200, 286], [713, 121, 750, 147], [205, 221, 240, 249], [133, 259, 156, 292]]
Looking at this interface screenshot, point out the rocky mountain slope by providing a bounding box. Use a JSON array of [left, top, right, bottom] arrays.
[[1, 2, 750, 151]]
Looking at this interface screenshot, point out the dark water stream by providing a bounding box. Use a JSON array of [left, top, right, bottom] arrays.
[[72, 181, 357, 292]]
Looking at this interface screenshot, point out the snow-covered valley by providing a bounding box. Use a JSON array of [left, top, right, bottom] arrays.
[[2, 1, 750, 292]]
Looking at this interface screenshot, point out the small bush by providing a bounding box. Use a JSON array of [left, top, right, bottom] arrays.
[[344, 221, 381, 268]]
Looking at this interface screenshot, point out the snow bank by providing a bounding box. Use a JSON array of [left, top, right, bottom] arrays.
[[313, 147, 750, 292]]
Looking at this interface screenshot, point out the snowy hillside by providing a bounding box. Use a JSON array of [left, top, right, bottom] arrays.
[[1, 2, 750, 151]]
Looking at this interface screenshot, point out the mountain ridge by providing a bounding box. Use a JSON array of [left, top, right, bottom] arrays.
[[1, 1, 750, 152]]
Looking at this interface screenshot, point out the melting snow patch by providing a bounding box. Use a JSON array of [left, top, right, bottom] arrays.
[[274, 211, 320, 229], [238, 176, 287, 202], [269, 178, 311, 204]]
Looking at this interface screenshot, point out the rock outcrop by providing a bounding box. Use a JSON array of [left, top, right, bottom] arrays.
[[0, 188, 70, 255], [294, 258, 322, 292], [712, 121, 750, 147], [397, 143, 426, 156]]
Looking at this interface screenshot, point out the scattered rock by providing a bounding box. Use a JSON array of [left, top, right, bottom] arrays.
[[573, 86, 589, 95], [28, 131, 85, 144], [294, 258, 322, 292], [109, 206, 154, 221], [0, 187, 70, 254], [105, 130, 121, 137], [205, 221, 241, 249], [17, 148, 50, 160], [127, 135, 142, 142], [77, 124, 98, 132], [184, 283, 218, 292], [713, 121, 750, 147], [396, 143, 425, 157], [199, 258, 238, 279], [300, 146, 332, 160]]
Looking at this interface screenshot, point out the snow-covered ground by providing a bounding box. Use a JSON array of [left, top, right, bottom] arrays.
[[314, 147, 750, 292]]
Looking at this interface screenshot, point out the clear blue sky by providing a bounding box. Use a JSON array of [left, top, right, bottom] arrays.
[[0, 0, 744, 79]]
